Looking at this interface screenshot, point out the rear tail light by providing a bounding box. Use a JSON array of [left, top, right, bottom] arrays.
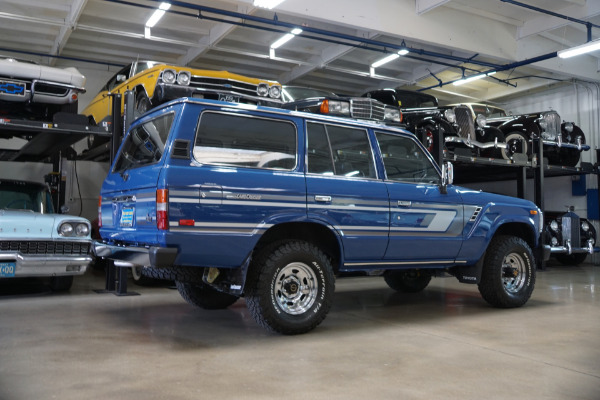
[[157, 189, 169, 230], [97, 196, 102, 228]]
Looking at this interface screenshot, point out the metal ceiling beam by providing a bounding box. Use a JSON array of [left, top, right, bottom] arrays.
[[49, 0, 88, 66], [415, 0, 450, 15]]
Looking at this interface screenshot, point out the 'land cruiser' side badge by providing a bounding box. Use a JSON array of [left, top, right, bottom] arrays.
[[227, 194, 262, 200]]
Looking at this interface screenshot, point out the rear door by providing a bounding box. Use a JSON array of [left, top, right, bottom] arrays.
[[99, 108, 175, 244], [305, 121, 389, 264]]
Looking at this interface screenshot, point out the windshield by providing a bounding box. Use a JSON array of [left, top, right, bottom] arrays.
[[282, 86, 336, 102], [471, 104, 508, 118], [395, 91, 438, 108], [0, 182, 53, 213]]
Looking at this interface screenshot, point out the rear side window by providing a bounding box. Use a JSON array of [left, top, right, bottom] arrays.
[[113, 112, 174, 173], [306, 122, 376, 178], [194, 112, 297, 170]]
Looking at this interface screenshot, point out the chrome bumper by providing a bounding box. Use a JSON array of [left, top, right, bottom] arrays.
[[547, 239, 597, 255], [542, 137, 590, 151], [0, 253, 91, 277], [93, 241, 177, 268], [445, 136, 507, 150]]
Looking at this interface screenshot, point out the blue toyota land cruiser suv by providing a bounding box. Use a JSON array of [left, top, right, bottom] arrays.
[[95, 98, 544, 334]]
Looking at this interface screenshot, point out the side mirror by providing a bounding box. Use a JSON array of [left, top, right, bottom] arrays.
[[440, 161, 454, 194]]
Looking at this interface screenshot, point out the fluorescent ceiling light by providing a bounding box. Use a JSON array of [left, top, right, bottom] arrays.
[[370, 49, 409, 68], [558, 38, 600, 59], [145, 27, 151, 39], [146, 2, 171, 28], [254, 0, 285, 9], [270, 28, 302, 49], [453, 71, 496, 86]]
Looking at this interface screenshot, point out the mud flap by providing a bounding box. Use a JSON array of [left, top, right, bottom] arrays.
[[454, 259, 483, 284]]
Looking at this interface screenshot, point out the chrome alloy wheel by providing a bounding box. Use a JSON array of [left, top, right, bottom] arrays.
[[501, 252, 527, 294], [273, 262, 318, 315]]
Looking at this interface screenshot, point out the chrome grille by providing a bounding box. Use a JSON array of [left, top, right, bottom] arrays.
[[0, 241, 90, 255], [561, 214, 580, 246], [189, 76, 258, 97], [454, 106, 475, 139], [543, 112, 561, 140], [350, 98, 386, 121]]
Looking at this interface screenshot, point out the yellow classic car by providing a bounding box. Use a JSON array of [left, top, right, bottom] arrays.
[[82, 61, 283, 125]]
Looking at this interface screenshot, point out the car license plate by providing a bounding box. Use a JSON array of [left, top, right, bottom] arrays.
[[0, 80, 26, 97], [0, 262, 16, 277], [120, 207, 134, 227], [219, 94, 240, 103]]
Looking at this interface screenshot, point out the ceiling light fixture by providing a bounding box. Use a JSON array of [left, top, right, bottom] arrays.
[[269, 28, 302, 59], [453, 71, 496, 86], [146, 2, 171, 28], [254, 0, 286, 9], [557, 38, 600, 59], [371, 49, 409, 69]]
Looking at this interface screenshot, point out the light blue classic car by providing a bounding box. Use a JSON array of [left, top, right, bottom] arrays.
[[0, 179, 92, 291]]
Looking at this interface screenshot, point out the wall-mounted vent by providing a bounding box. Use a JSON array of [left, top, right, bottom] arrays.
[[171, 139, 190, 159]]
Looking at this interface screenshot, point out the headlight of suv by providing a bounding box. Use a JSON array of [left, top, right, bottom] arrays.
[[444, 109, 456, 123], [476, 114, 487, 128], [58, 222, 90, 237], [177, 71, 191, 86], [161, 69, 177, 84]]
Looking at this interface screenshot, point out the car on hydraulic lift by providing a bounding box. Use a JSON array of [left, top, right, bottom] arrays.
[[543, 208, 597, 266], [0, 56, 86, 121], [0, 179, 93, 291], [363, 89, 505, 157]]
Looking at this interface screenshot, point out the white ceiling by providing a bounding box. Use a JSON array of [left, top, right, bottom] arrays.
[[1, 0, 599, 105]]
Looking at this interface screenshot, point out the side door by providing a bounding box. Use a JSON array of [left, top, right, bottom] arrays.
[[375, 131, 465, 262], [305, 121, 389, 264]]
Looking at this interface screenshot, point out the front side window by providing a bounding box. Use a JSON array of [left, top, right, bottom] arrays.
[[113, 112, 174, 173], [376, 132, 440, 183], [307, 122, 376, 178], [194, 112, 297, 170]]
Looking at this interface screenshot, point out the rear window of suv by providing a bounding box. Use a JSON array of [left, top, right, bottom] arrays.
[[193, 112, 297, 170]]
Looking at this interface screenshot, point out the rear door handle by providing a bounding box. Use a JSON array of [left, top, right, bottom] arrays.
[[315, 195, 332, 203]]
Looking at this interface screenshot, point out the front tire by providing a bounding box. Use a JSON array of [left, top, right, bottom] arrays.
[[49, 276, 74, 291], [384, 269, 431, 293], [176, 281, 239, 310], [134, 91, 152, 119], [478, 235, 535, 308], [501, 131, 529, 160], [245, 241, 335, 335]]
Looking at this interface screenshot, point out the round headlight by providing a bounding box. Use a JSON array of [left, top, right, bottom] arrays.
[[444, 109, 456, 124], [75, 223, 90, 237], [564, 122, 574, 132], [550, 236, 559, 246], [538, 119, 548, 130], [550, 220, 559, 232], [59, 223, 74, 236], [581, 221, 590, 232], [162, 69, 176, 84], [269, 85, 282, 99], [177, 71, 191, 86], [257, 83, 269, 97], [476, 114, 487, 128]]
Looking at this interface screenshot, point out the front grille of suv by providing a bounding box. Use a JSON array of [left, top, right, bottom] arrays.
[[350, 98, 386, 121], [0, 241, 90, 255], [454, 106, 475, 139]]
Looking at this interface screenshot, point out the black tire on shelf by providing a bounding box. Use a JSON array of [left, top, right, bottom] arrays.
[[245, 240, 335, 335], [49, 276, 74, 291], [383, 269, 432, 293], [500, 131, 529, 160], [555, 253, 588, 266], [175, 281, 239, 310], [478, 235, 536, 308]]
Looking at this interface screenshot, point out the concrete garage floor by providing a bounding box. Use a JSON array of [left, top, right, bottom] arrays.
[[1, 264, 599, 400]]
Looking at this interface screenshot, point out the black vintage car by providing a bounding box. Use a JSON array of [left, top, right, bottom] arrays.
[[486, 110, 589, 167], [281, 86, 401, 124], [543, 209, 597, 265], [363, 89, 505, 157]]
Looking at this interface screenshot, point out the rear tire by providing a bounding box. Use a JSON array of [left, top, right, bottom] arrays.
[[478, 235, 535, 308], [245, 241, 335, 335], [176, 281, 239, 310], [384, 269, 431, 293]]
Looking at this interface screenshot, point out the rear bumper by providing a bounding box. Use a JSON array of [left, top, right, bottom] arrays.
[[93, 241, 178, 268], [0, 253, 91, 277]]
